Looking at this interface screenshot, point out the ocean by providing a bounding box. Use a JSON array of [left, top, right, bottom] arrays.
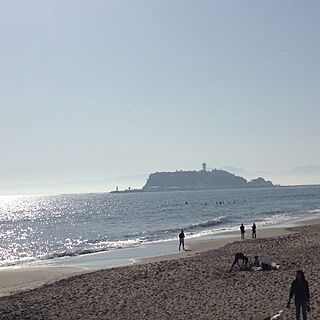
[[1, 185, 320, 268]]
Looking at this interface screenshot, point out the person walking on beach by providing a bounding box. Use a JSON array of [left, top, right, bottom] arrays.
[[252, 223, 257, 238], [178, 230, 185, 251], [287, 270, 310, 320], [240, 223, 245, 239]]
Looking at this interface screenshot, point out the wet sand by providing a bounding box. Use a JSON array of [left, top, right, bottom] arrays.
[[0, 267, 86, 298], [138, 225, 294, 264], [0, 220, 319, 319], [0, 225, 294, 297]]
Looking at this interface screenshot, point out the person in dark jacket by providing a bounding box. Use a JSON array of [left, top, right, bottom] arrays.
[[229, 252, 248, 271], [287, 270, 310, 320], [252, 223, 257, 238], [240, 223, 245, 239], [178, 230, 185, 251]]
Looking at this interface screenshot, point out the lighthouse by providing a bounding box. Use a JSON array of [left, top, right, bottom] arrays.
[[202, 162, 207, 172]]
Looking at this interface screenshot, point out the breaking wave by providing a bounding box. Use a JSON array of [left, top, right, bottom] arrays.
[[185, 216, 229, 231]]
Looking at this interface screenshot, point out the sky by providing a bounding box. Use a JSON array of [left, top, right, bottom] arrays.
[[1, 1, 320, 194]]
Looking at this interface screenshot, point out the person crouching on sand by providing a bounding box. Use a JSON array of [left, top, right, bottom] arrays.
[[229, 252, 248, 271], [179, 230, 185, 251]]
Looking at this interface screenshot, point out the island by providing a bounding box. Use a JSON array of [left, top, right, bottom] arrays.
[[110, 163, 274, 193]]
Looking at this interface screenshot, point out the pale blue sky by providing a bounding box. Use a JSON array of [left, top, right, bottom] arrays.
[[1, 1, 320, 194]]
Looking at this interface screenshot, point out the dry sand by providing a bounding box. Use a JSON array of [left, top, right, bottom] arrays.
[[0, 221, 319, 319]]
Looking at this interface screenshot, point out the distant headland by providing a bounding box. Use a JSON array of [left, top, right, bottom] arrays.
[[110, 163, 274, 193]]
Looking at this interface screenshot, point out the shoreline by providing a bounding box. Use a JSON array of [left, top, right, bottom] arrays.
[[1, 218, 320, 319], [1, 217, 319, 298], [136, 225, 295, 265]]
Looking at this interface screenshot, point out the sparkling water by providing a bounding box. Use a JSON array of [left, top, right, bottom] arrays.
[[1, 185, 320, 267]]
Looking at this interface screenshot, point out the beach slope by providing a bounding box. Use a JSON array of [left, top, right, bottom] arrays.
[[0, 223, 319, 319]]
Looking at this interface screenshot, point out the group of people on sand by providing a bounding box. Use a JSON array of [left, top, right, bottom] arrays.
[[230, 253, 311, 320], [178, 222, 257, 253], [229, 252, 279, 272], [178, 227, 311, 319], [178, 222, 257, 251], [240, 222, 256, 239]]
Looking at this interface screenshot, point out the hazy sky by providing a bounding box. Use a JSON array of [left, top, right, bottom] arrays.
[[1, 1, 320, 194]]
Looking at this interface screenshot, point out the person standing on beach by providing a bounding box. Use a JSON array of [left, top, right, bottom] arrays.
[[287, 270, 310, 320], [240, 223, 245, 239], [178, 230, 185, 251], [252, 223, 257, 238]]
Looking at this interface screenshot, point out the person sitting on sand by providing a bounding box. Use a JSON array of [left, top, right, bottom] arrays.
[[230, 252, 248, 271], [240, 255, 260, 271], [178, 230, 185, 251], [250, 255, 260, 267]]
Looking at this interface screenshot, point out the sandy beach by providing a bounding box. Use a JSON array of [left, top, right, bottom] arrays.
[[0, 221, 319, 319], [0, 267, 86, 298]]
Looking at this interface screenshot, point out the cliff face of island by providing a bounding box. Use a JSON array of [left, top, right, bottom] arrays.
[[142, 169, 274, 192]]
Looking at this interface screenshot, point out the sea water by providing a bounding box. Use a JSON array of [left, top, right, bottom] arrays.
[[1, 185, 320, 268]]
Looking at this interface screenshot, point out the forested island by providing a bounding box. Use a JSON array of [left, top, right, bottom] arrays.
[[111, 165, 274, 193], [142, 169, 274, 192]]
